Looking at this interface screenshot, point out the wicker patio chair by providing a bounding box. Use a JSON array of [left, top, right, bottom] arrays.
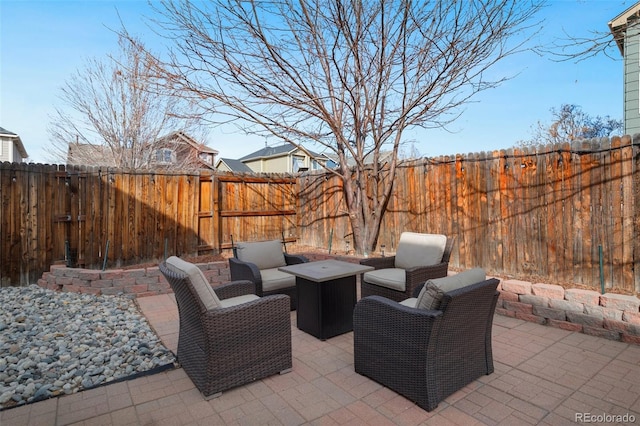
[[159, 257, 292, 399], [229, 239, 308, 310], [359, 233, 455, 302], [353, 271, 499, 412]]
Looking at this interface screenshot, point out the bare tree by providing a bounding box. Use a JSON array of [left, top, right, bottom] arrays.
[[136, 0, 543, 254], [536, 3, 636, 63], [519, 104, 623, 147], [537, 28, 622, 63], [48, 34, 205, 170]]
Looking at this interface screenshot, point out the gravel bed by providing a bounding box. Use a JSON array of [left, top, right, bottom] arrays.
[[0, 285, 176, 410]]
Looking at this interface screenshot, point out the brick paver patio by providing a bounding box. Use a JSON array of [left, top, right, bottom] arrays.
[[2, 293, 640, 425]]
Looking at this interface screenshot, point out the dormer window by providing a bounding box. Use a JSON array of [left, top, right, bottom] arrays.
[[199, 152, 213, 165], [155, 148, 176, 164], [292, 155, 305, 172]]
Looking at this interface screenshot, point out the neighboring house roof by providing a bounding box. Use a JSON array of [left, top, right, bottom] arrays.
[[240, 142, 323, 161], [0, 126, 29, 158], [325, 150, 393, 167], [157, 131, 219, 155], [221, 142, 336, 173], [67, 144, 116, 166], [609, 2, 640, 55], [215, 158, 254, 173]]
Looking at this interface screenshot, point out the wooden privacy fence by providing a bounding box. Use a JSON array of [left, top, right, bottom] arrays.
[[0, 165, 297, 286], [2, 136, 639, 293], [298, 136, 640, 294], [215, 174, 298, 249]]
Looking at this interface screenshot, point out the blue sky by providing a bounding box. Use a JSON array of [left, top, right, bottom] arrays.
[[0, 0, 633, 164]]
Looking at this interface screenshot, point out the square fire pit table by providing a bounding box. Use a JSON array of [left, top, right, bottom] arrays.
[[279, 259, 374, 340]]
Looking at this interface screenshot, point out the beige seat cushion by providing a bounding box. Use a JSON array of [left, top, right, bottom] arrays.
[[236, 240, 287, 270], [395, 233, 447, 269], [166, 256, 221, 310], [260, 268, 297, 291], [416, 267, 486, 310], [219, 294, 260, 308], [363, 268, 406, 291]]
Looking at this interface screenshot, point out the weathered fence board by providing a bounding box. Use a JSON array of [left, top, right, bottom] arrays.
[[297, 137, 640, 294], [216, 174, 297, 249]]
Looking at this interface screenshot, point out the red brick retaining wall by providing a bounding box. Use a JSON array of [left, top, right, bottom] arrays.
[[38, 262, 232, 298], [37, 252, 337, 298], [36, 256, 640, 345], [496, 278, 640, 345]]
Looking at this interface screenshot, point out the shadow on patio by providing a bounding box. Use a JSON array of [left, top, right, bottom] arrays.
[[3, 292, 640, 425]]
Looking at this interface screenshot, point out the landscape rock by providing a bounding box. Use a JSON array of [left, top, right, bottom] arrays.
[[0, 285, 175, 410]]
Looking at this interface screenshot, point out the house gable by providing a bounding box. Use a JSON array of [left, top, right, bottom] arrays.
[[609, 3, 640, 55], [154, 131, 219, 170], [0, 127, 28, 162], [66, 131, 217, 170], [610, 2, 640, 136]]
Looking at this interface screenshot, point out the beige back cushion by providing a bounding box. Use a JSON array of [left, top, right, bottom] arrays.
[[395, 232, 447, 270], [236, 240, 287, 270], [416, 267, 486, 310], [166, 256, 221, 310]]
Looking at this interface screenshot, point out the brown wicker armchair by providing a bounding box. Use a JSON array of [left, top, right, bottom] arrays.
[[229, 239, 308, 310], [160, 257, 292, 399], [353, 274, 499, 412], [360, 233, 454, 302]]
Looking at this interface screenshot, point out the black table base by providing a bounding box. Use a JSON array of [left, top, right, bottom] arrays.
[[296, 275, 357, 340]]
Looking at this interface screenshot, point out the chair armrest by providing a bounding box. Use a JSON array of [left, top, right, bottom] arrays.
[[285, 253, 308, 265], [200, 293, 291, 356], [229, 258, 262, 282], [354, 295, 442, 333], [203, 293, 290, 320], [214, 280, 256, 300], [404, 262, 449, 296], [360, 256, 395, 270]]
